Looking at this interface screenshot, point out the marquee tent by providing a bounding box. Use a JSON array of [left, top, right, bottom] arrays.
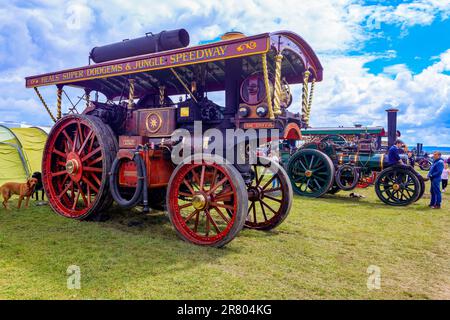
[[0, 125, 48, 186]]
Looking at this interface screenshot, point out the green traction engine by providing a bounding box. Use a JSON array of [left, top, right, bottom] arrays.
[[286, 135, 426, 206]]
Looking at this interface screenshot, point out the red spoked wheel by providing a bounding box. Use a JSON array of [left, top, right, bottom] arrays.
[[42, 115, 117, 220], [245, 157, 293, 230], [167, 155, 248, 247]]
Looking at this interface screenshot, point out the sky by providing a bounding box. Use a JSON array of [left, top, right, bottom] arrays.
[[0, 0, 449, 146]]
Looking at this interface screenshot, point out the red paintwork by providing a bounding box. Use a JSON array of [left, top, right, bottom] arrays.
[[270, 31, 323, 82], [117, 148, 174, 188], [357, 172, 377, 189], [283, 122, 302, 140], [42, 116, 105, 219], [167, 161, 237, 245]]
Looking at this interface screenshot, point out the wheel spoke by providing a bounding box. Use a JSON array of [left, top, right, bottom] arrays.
[[53, 148, 67, 159], [193, 210, 200, 233], [309, 155, 315, 169], [209, 167, 218, 191], [62, 130, 74, 151], [86, 156, 103, 166], [264, 194, 282, 203], [213, 206, 230, 223], [259, 201, 268, 221], [72, 130, 79, 153], [81, 176, 99, 193], [199, 165, 206, 190], [88, 172, 102, 187], [261, 174, 277, 191], [211, 202, 234, 210], [72, 190, 80, 210], [178, 202, 193, 210], [184, 209, 199, 223], [52, 170, 67, 178], [214, 190, 234, 201], [182, 179, 195, 195], [247, 201, 256, 222], [81, 146, 101, 162], [208, 177, 228, 195], [58, 181, 73, 199], [205, 209, 221, 234], [260, 199, 278, 215], [256, 167, 268, 186], [77, 182, 88, 207], [77, 122, 84, 145], [179, 192, 193, 198], [77, 129, 93, 155]]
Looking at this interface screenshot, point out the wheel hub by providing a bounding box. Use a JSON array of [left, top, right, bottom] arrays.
[[393, 183, 401, 191], [192, 193, 207, 210], [305, 170, 313, 178], [66, 159, 79, 175], [248, 186, 263, 201], [66, 152, 83, 182]]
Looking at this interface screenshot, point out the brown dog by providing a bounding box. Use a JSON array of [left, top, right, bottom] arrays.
[[0, 178, 38, 210]]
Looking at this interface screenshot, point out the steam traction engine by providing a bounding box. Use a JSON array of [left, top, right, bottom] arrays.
[[286, 110, 425, 206], [26, 29, 323, 247]]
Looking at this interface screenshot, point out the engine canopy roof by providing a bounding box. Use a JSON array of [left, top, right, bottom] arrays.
[[25, 31, 323, 100]]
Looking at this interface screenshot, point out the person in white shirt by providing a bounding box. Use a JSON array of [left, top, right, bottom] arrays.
[[442, 162, 449, 192]]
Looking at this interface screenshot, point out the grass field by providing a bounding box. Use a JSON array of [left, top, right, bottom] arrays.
[[0, 175, 449, 300]]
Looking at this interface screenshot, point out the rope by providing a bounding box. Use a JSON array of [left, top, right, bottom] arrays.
[[56, 86, 63, 119], [85, 89, 91, 108], [306, 77, 316, 123], [262, 53, 274, 120], [33, 87, 57, 123], [128, 79, 135, 110], [170, 68, 198, 103], [159, 86, 165, 106], [301, 70, 311, 126], [273, 54, 283, 116]]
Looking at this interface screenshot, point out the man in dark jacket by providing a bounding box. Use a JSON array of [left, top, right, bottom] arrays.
[[388, 140, 404, 166], [428, 151, 444, 209]]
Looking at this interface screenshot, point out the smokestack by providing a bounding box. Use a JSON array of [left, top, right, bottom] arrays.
[[386, 108, 399, 147], [417, 143, 423, 154]]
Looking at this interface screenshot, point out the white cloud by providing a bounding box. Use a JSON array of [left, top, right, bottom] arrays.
[[382, 63, 410, 75], [308, 49, 450, 146], [0, 0, 449, 145]]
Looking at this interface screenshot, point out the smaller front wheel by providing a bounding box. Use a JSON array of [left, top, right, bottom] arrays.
[[167, 155, 248, 247]]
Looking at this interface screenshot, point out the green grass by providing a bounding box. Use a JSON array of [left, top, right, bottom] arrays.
[[0, 176, 449, 300]]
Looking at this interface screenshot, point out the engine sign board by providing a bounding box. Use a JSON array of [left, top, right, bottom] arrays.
[[25, 35, 270, 88]]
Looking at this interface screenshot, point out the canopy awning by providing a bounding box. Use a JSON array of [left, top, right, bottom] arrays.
[[301, 127, 386, 136], [25, 31, 323, 100]]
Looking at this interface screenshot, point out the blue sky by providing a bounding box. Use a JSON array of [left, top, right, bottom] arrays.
[[0, 0, 449, 145]]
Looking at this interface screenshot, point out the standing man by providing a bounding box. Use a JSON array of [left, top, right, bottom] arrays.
[[388, 140, 404, 166], [428, 151, 445, 209]]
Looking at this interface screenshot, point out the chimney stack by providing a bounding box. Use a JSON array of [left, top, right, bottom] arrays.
[[386, 108, 399, 147]]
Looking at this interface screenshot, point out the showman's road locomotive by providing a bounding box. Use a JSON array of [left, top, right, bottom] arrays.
[[26, 29, 323, 247]]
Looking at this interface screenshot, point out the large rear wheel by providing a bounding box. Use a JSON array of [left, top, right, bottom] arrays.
[[287, 149, 335, 198], [42, 115, 117, 220]]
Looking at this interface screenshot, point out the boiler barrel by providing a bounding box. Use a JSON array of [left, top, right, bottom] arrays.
[[90, 29, 190, 63], [339, 153, 388, 171]]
